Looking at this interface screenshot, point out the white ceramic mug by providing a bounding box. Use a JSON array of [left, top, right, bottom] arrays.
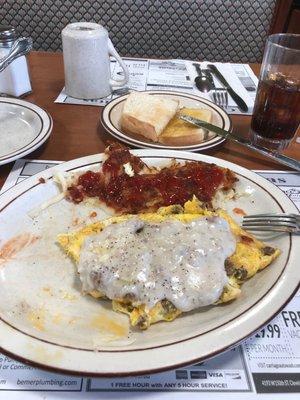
[[62, 22, 129, 99]]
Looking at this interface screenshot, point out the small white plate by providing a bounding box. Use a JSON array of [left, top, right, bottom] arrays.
[[0, 98, 53, 165], [100, 91, 231, 151], [0, 150, 298, 376]]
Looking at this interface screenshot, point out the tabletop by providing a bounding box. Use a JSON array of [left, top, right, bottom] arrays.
[[0, 51, 299, 189], [0, 52, 300, 397]]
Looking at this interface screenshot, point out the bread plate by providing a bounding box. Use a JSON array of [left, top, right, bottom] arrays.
[[0, 97, 53, 165], [0, 150, 298, 376], [100, 91, 231, 151]]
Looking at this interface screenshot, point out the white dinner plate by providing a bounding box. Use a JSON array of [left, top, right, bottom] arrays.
[[100, 90, 231, 151], [0, 150, 299, 376], [0, 97, 53, 165]]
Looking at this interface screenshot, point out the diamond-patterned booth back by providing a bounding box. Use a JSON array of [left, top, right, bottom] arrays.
[[2, 0, 276, 62]]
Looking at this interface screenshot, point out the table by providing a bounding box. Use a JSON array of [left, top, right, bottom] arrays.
[[0, 51, 299, 189], [0, 52, 299, 397]]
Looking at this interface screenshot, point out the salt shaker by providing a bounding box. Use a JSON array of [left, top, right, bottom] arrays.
[[0, 25, 32, 97]]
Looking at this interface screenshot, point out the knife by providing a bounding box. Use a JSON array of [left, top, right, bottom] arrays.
[[180, 115, 300, 172], [207, 64, 249, 112]]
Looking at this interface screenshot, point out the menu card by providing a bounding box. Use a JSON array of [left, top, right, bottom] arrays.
[[54, 58, 258, 115], [0, 161, 299, 399]]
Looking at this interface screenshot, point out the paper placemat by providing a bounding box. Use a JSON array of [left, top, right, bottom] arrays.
[[54, 58, 258, 115], [0, 160, 299, 399]]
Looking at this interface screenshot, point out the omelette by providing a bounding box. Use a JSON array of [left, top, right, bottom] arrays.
[[57, 198, 280, 330]]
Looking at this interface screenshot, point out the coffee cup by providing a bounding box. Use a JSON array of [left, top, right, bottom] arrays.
[[62, 22, 129, 99]]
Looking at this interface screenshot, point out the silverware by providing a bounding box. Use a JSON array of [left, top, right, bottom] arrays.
[[212, 88, 228, 109], [179, 115, 300, 172], [193, 63, 215, 92], [207, 64, 248, 112], [242, 213, 300, 232], [0, 37, 33, 73]]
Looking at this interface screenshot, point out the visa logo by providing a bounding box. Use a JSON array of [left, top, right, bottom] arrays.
[[208, 372, 223, 378]]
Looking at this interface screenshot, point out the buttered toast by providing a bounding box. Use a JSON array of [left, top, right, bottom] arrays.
[[120, 92, 179, 142], [159, 107, 212, 145], [120, 93, 213, 146]]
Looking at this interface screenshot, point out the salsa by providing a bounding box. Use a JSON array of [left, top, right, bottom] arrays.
[[67, 143, 237, 213]]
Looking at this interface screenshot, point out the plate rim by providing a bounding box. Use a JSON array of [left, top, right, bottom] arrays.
[[100, 90, 232, 151], [0, 97, 53, 165], [0, 149, 299, 376]]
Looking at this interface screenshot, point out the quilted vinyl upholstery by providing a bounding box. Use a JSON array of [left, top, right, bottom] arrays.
[[1, 0, 276, 62]]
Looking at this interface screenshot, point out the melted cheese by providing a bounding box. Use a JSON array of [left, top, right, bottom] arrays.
[[78, 216, 236, 312]]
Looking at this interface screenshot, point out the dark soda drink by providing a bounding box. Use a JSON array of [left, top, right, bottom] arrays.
[[251, 72, 300, 146]]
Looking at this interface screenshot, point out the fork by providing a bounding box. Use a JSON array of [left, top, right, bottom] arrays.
[[212, 88, 228, 109], [242, 213, 300, 233]]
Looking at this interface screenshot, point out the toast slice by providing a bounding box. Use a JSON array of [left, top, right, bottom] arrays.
[[120, 92, 179, 142], [159, 107, 213, 146]]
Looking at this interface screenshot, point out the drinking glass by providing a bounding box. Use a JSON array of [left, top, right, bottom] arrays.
[[250, 34, 300, 151]]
